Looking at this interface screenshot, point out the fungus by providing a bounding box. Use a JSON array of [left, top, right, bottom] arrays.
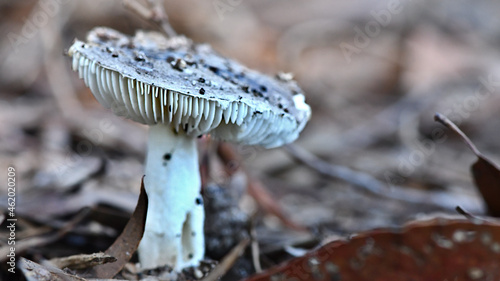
[[68, 27, 311, 270]]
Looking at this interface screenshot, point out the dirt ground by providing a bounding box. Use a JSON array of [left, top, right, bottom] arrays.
[[2, 0, 500, 280]]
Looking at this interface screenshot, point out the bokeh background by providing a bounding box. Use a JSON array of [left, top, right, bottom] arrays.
[[2, 0, 500, 279]]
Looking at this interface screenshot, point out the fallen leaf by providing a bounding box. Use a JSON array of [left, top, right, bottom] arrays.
[[20, 258, 87, 281], [87, 177, 148, 278], [435, 113, 500, 216], [242, 218, 500, 281], [49, 252, 117, 270]]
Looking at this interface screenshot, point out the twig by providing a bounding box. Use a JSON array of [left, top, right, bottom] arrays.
[[0, 208, 91, 262], [285, 144, 399, 196], [434, 113, 482, 156], [201, 238, 250, 281], [123, 0, 177, 37], [284, 144, 474, 209], [217, 142, 308, 231], [40, 0, 83, 120], [148, 0, 177, 37], [455, 206, 480, 221], [249, 219, 262, 273]]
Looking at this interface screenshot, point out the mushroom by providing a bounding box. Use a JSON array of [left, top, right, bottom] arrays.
[[68, 27, 311, 270]]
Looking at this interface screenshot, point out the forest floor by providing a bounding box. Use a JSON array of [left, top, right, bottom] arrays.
[[2, 0, 500, 280]]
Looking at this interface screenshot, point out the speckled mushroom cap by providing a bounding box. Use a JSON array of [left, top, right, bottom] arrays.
[[68, 27, 310, 148]]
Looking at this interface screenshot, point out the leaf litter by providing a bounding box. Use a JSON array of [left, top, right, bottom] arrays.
[[3, 0, 500, 280]]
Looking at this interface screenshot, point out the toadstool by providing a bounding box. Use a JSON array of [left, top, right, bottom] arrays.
[[68, 27, 311, 270]]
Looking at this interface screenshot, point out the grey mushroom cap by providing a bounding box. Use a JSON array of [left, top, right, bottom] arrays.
[[68, 27, 311, 148]]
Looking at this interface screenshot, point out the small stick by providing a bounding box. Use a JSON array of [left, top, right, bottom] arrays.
[[123, 0, 177, 37], [201, 239, 250, 281], [250, 219, 262, 273], [285, 144, 465, 208], [434, 113, 482, 157], [0, 208, 91, 262], [455, 206, 478, 220], [148, 0, 177, 37]]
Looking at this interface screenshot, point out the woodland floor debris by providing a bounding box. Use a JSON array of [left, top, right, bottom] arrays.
[[2, 0, 500, 280]]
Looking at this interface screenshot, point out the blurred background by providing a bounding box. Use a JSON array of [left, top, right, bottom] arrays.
[[2, 0, 500, 279]]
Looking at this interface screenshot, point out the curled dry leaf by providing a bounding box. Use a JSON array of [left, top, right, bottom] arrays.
[[435, 113, 500, 216], [242, 218, 500, 281], [87, 177, 148, 279]]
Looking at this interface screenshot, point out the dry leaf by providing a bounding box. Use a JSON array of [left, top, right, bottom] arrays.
[[20, 258, 87, 281], [243, 218, 500, 281], [87, 177, 148, 278], [49, 253, 117, 270]]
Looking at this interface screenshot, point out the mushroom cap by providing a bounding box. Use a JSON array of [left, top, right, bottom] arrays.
[[68, 27, 310, 148]]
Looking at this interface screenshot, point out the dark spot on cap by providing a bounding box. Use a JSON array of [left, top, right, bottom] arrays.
[[260, 85, 267, 92], [195, 197, 203, 205], [198, 77, 206, 83], [166, 56, 175, 63], [163, 153, 171, 161], [191, 231, 196, 236], [112, 53, 118, 58], [188, 253, 193, 259], [284, 108, 289, 113], [278, 103, 283, 109], [208, 66, 219, 73], [241, 86, 249, 93], [199, 88, 205, 95]]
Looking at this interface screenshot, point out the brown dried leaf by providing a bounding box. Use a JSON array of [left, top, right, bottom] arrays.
[[87, 177, 148, 279], [242, 218, 500, 281], [435, 113, 500, 216], [20, 258, 88, 281], [49, 253, 117, 270], [472, 158, 500, 216]]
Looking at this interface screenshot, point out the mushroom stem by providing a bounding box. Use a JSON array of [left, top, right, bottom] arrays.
[[138, 124, 204, 270]]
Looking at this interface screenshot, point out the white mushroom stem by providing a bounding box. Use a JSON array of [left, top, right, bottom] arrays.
[[138, 124, 204, 270]]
